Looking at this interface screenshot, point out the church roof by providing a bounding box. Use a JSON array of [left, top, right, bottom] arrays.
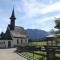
[[10, 26, 27, 38]]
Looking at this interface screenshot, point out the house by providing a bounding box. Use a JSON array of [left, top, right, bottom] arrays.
[[45, 34, 60, 46], [0, 8, 28, 48]]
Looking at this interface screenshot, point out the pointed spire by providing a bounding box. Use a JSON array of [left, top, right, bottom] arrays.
[[10, 8, 16, 20]]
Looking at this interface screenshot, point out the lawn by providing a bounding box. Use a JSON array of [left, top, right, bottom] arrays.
[[56, 54, 60, 58], [17, 41, 60, 60], [28, 41, 60, 59], [21, 51, 60, 60], [29, 41, 47, 46], [21, 51, 46, 60]]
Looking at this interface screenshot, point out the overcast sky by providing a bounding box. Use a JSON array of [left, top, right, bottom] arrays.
[[0, 0, 60, 33]]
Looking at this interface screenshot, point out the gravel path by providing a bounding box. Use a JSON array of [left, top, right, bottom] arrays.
[[0, 48, 27, 60]]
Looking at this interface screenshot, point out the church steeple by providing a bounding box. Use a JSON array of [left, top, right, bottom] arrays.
[[10, 8, 16, 19], [10, 8, 16, 30]]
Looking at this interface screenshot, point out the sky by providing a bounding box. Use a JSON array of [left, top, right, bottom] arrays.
[[0, 0, 60, 33]]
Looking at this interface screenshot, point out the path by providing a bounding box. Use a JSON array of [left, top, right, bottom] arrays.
[[0, 48, 27, 60]]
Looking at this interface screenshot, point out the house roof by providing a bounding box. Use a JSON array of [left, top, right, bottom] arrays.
[[10, 26, 27, 38], [46, 35, 57, 38], [46, 34, 60, 39]]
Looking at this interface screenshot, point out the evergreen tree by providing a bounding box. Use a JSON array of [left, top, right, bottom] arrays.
[[0, 32, 4, 39]]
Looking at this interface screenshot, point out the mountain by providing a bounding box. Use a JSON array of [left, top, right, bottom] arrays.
[[26, 29, 49, 39]]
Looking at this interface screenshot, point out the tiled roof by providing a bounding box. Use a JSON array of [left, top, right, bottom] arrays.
[[10, 26, 27, 38]]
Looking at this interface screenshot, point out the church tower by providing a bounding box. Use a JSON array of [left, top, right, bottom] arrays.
[[10, 8, 16, 30]]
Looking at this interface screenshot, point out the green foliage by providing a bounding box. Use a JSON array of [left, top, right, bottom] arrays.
[[55, 18, 60, 29], [56, 54, 60, 58], [29, 39, 45, 42], [55, 18, 60, 25], [49, 29, 55, 34], [49, 29, 60, 34], [16, 44, 35, 52], [31, 42, 47, 46], [0, 32, 4, 39]]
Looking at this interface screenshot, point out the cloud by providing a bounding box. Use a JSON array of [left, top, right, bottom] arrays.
[[16, 0, 60, 25], [35, 14, 60, 24], [15, 1, 60, 18], [41, 2, 60, 14], [16, 1, 60, 17], [0, 0, 60, 32], [16, 0, 46, 17], [49, 0, 53, 4], [0, 8, 10, 33]]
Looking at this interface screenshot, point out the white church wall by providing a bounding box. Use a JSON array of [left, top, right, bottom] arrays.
[[25, 38, 28, 44], [18, 38, 28, 45], [24, 38, 28, 43], [0, 38, 28, 48], [5, 40, 14, 48], [18, 39, 21, 45], [5, 40, 8, 48], [11, 40, 14, 47], [22, 38, 28, 45], [13, 38, 17, 47], [12, 38, 28, 46], [0, 40, 5, 48], [0, 40, 13, 48], [13, 38, 22, 46], [22, 39, 26, 44]]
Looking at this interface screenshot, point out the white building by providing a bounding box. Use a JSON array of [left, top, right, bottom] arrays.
[[0, 8, 28, 48]]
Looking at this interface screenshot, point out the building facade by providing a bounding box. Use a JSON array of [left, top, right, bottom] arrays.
[[0, 8, 28, 48]]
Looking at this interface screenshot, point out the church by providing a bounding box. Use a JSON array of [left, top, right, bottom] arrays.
[[0, 8, 28, 48]]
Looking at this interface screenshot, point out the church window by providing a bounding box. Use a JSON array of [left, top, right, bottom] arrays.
[[21, 40, 23, 44], [17, 40, 19, 44]]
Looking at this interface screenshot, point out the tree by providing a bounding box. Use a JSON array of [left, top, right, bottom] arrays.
[[54, 18, 60, 44], [54, 18, 60, 34], [49, 29, 55, 34], [55, 18, 60, 29], [0, 32, 4, 39]]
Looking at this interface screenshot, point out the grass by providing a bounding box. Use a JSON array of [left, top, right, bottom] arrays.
[[29, 41, 47, 46], [17, 41, 60, 60], [56, 54, 60, 58], [28, 41, 60, 59], [21, 51, 46, 60], [22, 52, 42, 58], [21, 51, 60, 60]]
